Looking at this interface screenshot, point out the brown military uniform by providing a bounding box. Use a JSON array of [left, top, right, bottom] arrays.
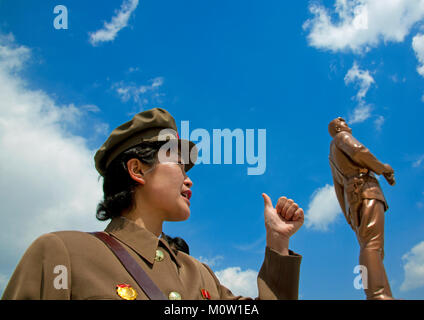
[[329, 131, 393, 299], [3, 108, 302, 300], [2, 217, 301, 300]]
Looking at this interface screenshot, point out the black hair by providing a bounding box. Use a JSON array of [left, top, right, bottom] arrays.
[[96, 141, 166, 221], [162, 234, 190, 255]]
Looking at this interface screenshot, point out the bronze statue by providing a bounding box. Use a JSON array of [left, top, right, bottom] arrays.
[[328, 117, 395, 300]]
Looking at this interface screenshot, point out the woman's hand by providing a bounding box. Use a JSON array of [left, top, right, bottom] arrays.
[[262, 193, 304, 255]]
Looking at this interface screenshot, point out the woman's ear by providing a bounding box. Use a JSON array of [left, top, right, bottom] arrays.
[[127, 158, 146, 185]]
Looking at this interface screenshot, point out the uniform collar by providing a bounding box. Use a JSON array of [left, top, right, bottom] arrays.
[[104, 216, 181, 267]]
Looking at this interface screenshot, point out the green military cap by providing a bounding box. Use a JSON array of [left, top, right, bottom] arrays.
[[94, 108, 197, 176]]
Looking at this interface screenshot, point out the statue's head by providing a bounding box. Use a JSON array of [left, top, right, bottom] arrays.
[[328, 117, 352, 137]]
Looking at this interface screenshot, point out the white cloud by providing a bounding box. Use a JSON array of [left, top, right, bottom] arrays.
[[196, 255, 224, 267], [400, 241, 424, 291], [412, 154, 424, 168], [412, 33, 424, 77], [344, 62, 375, 124], [127, 66, 140, 73], [349, 103, 372, 124], [89, 0, 139, 46], [114, 77, 164, 107], [304, 0, 424, 53], [94, 122, 110, 136], [413, 33, 424, 107], [0, 34, 105, 269], [344, 62, 375, 101], [374, 115, 385, 131], [215, 267, 258, 298], [390, 74, 406, 84], [0, 34, 30, 70], [305, 184, 342, 231], [81, 104, 101, 113]]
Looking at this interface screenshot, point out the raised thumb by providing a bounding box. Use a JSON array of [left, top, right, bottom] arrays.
[[262, 193, 273, 209]]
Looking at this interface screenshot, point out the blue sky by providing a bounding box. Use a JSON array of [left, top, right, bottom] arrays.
[[0, 0, 424, 299]]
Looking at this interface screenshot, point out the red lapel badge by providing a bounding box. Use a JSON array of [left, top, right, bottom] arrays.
[[201, 289, 211, 300]]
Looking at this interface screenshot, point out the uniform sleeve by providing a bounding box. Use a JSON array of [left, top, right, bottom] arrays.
[[1, 233, 72, 300], [335, 132, 387, 175], [203, 247, 302, 300], [257, 247, 301, 300]]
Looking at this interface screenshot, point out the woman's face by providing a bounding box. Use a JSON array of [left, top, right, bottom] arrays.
[[141, 159, 193, 222]]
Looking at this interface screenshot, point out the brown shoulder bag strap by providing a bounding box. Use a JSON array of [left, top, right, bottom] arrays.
[[90, 231, 167, 300]]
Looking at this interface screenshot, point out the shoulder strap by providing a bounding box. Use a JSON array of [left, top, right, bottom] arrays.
[[90, 231, 167, 300]]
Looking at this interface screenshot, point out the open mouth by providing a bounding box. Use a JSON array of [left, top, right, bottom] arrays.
[[181, 190, 192, 201]]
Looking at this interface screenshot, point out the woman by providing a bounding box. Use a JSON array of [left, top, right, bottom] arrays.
[[2, 108, 304, 300]]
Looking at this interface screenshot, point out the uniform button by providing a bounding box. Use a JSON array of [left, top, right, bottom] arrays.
[[155, 249, 164, 262], [168, 291, 182, 300]]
